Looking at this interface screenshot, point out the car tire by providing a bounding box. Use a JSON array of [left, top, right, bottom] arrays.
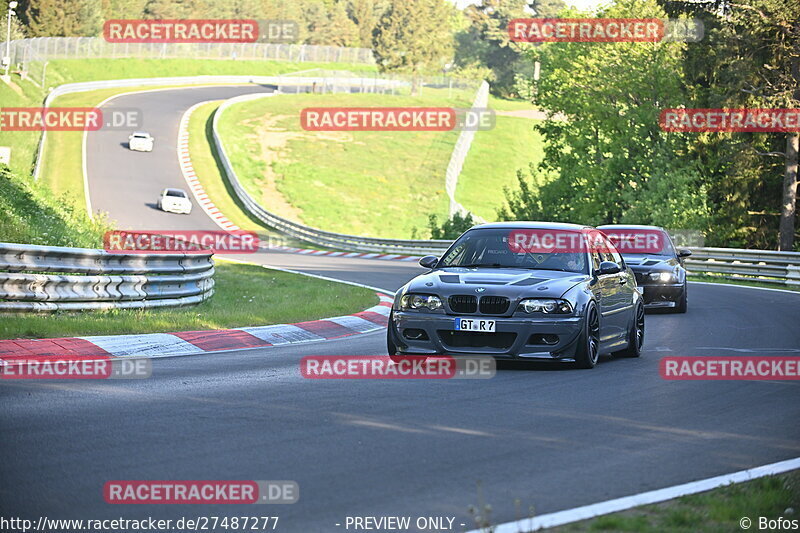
[[387, 311, 399, 356], [574, 301, 601, 369], [674, 283, 688, 313], [615, 302, 644, 358]]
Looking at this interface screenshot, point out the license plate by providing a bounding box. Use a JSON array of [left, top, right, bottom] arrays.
[[454, 318, 496, 332]]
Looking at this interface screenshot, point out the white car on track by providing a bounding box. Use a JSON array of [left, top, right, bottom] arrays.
[[128, 131, 154, 152], [157, 188, 192, 215]]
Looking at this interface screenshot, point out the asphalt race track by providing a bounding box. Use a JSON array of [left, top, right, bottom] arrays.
[[1, 86, 799, 531]]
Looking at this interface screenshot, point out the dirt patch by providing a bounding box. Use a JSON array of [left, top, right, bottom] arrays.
[[241, 114, 355, 221]]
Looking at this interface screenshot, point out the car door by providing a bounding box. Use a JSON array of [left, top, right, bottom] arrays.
[[590, 248, 620, 343], [597, 239, 630, 341], [606, 243, 635, 339]]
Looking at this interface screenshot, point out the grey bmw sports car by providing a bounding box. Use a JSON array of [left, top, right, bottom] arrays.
[[388, 222, 645, 369], [598, 225, 691, 313]]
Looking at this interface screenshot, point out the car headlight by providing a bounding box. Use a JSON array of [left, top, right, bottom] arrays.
[[518, 298, 573, 314], [647, 271, 678, 283], [400, 294, 443, 311]]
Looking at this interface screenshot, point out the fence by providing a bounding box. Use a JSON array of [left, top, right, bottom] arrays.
[[0, 242, 215, 312], [684, 247, 800, 287], [445, 80, 489, 219], [8, 37, 376, 69]]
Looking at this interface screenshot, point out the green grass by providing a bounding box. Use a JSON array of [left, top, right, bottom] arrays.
[[550, 470, 800, 532], [186, 100, 322, 249], [0, 260, 379, 339], [488, 94, 538, 111], [216, 89, 474, 238], [456, 115, 545, 221], [0, 164, 110, 248]]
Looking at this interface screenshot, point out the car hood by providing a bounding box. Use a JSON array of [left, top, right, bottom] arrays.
[[403, 267, 588, 300], [623, 254, 679, 272]]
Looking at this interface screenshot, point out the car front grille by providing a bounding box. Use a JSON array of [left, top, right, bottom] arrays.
[[479, 296, 509, 315], [449, 295, 477, 314]]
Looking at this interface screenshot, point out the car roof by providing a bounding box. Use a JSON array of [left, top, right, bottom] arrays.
[[470, 221, 594, 231], [132, 131, 150, 136], [597, 224, 667, 231]]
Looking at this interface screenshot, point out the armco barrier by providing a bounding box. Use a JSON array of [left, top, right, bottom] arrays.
[[0, 242, 215, 312], [684, 247, 800, 287]]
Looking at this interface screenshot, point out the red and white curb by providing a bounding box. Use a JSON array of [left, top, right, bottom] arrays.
[[0, 294, 393, 360], [177, 102, 422, 263], [178, 101, 242, 233]]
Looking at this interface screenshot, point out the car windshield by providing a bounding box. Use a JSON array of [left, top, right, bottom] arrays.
[[132, 133, 149, 138], [165, 189, 186, 198], [438, 228, 589, 273]]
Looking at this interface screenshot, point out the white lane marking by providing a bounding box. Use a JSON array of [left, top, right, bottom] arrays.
[[80, 333, 203, 356], [695, 347, 800, 353], [690, 281, 800, 296], [219, 256, 396, 296], [473, 456, 800, 533]]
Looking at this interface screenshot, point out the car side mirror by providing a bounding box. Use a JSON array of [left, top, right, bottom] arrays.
[[597, 261, 621, 275], [678, 249, 692, 258], [418, 255, 438, 269]]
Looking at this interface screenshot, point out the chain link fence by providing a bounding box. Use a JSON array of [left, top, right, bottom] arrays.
[[8, 37, 375, 76]]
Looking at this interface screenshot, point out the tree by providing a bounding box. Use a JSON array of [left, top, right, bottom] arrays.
[[528, 0, 566, 17], [372, 0, 455, 93], [100, 0, 148, 19], [455, 0, 529, 97], [347, 0, 388, 48], [24, 0, 102, 37], [315, 1, 359, 46], [662, 0, 800, 250], [428, 211, 477, 239], [142, 0, 207, 19], [500, 0, 705, 230]]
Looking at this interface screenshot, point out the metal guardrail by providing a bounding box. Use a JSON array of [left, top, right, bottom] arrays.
[[685, 247, 800, 287], [0, 243, 215, 312]]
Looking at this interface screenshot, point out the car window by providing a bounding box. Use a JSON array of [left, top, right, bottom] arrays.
[[606, 238, 624, 266], [439, 228, 589, 273], [165, 190, 185, 198]]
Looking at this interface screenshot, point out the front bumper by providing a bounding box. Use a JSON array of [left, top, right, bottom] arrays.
[[392, 311, 584, 361], [638, 282, 684, 307]]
